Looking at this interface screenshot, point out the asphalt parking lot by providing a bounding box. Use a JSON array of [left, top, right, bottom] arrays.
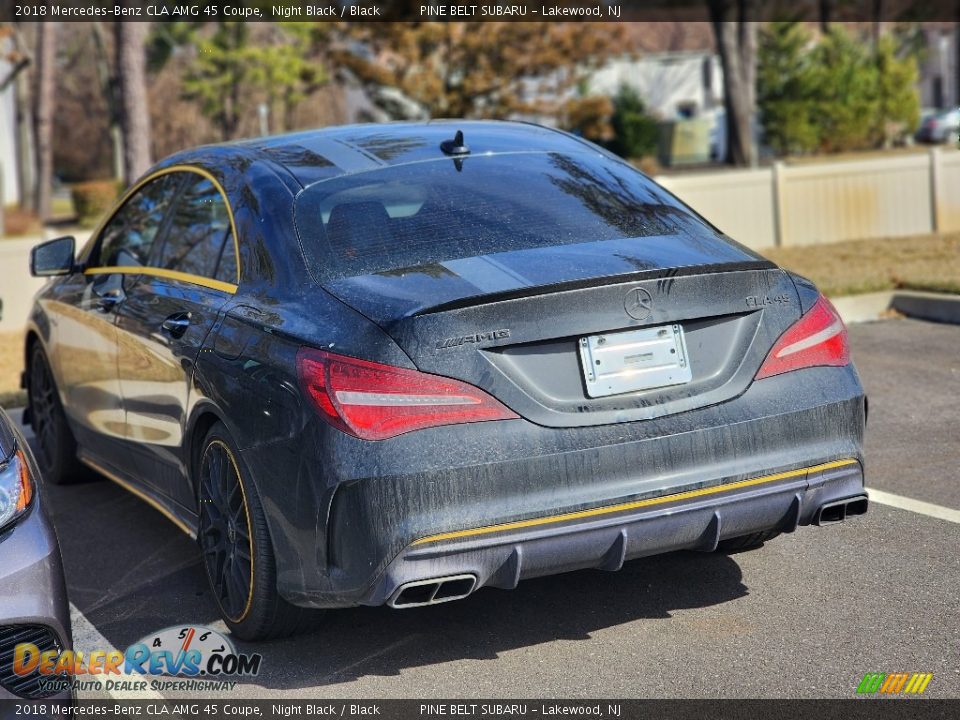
[[12, 317, 960, 699]]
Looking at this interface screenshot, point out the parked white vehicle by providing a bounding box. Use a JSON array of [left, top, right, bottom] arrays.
[[916, 108, 960, 144]]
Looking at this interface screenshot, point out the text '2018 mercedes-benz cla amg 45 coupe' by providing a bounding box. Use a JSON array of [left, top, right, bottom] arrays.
[[24, 121, 867, 640]]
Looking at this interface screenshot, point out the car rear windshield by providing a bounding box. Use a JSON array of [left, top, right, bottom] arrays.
[[294, 151, 727, 281]]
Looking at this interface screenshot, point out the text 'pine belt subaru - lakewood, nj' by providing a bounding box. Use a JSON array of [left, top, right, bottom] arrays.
[[24, 120, 867, 640]]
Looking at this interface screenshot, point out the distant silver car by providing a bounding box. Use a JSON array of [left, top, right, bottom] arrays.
[[0, 407, 71, 699], [916, 108, 960, 144]]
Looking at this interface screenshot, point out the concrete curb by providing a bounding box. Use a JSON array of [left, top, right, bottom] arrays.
[[890, 291, 960, 325], [831, 290, 960, 325]]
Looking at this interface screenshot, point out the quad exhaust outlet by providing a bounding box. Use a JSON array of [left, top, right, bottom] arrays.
[[389, 574, 477, 608], [815, 494, 869, 526]]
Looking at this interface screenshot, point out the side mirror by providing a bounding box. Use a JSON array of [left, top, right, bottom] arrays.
[[30, 236, 76, 277]]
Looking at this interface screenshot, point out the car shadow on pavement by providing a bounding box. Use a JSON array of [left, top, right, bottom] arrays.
[[39, 462, 749, 691], [243, 549, 749, 691]]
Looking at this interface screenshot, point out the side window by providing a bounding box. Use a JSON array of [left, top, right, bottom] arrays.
[[156, 176, 235, 282], [215, 231, 238, 284], [97, 175, 181, 267]]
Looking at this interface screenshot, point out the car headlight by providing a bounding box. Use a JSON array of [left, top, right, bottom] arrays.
[[0, 449, 33, 530]]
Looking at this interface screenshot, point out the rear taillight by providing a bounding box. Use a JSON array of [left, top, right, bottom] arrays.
[[755, 295, 850, 380], [296, 348, 518, 440]]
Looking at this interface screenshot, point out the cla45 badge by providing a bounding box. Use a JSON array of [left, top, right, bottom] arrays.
[[746, 294, 792, 307]]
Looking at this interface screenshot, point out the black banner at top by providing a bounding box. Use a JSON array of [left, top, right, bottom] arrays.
[[1, 700, 960, 720], [3, 0, 960, 23]]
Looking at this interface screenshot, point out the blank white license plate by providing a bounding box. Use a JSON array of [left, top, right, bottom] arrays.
[[578, 324, 692, 398]]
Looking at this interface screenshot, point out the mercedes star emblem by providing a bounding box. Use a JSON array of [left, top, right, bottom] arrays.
[[624, 287, 653, 321]]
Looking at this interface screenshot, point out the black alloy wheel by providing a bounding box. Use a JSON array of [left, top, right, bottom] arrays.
[[198, 438, 254, 624], [196, 422, 320, 640], [28, 344, 79, 484]]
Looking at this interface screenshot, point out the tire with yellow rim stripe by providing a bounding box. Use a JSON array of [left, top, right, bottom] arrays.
[[196, 422, 320, 640]]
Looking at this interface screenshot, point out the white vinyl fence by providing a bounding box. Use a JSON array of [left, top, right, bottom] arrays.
[[656, 147, 960, 250]]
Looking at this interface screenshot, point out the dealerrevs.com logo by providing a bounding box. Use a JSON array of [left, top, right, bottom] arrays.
[[12, 625, 262, 696], [856, 672, 933, 695]]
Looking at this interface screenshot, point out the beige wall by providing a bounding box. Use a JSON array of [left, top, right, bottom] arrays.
[[657, 148, 960, 250], [658, 168, 776, 249], [935, 150, 960, 233]]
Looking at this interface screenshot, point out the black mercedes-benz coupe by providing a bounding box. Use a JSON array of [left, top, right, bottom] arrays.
[[24, 121, 867, 640]]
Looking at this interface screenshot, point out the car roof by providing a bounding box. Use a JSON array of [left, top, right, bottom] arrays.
[[164, 120, 599, 189]]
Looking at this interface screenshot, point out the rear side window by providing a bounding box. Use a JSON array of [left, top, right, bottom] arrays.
[[214, 231, 238, 284], [156, 176, 236, 283], [294, 151, 726, 281], [98, 175, 181, 267]]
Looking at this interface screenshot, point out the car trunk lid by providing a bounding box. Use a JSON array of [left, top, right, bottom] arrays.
[[319, 237, 800, 428]]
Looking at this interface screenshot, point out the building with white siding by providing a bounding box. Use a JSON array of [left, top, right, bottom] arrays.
[[0, 40, 20, 207]]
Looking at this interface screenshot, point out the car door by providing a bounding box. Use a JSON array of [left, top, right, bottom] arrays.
[[51, 174, 182, 461], [113, 171, 239, 510]]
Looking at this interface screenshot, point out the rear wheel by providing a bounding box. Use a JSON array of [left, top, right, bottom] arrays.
[[196, 422, 321, 640], [28, 343, 81, 485], [715, 530, 781, 553]]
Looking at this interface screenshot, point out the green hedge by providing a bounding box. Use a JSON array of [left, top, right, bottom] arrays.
[[71, 180, 122, 228]]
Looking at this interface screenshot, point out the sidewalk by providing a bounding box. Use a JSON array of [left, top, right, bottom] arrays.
[[832, 290, 960, 325], [0, 230, 89, 332], [0, 235, 49, 332]]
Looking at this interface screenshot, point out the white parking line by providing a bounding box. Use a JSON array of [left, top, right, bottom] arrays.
[[69, 602, 164, 700], [867, 488, 960, 525]]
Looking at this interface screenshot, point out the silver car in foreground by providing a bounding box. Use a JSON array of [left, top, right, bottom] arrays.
[[0, 407, 71, 700]]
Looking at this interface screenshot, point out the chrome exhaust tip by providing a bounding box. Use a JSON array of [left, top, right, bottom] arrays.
[[388, 574, 477, 609], [815, 494, 869, 526]]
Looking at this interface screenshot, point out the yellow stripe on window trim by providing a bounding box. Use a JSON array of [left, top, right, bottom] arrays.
[[411, 458, 860, 546], [80, 164, 242, 289], [83, 266, 238, 295]]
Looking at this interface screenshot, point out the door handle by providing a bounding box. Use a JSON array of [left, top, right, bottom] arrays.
[[161, 313, 191, 338]]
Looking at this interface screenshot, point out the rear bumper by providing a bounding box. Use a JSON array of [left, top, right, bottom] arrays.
[[355, 458, 866, 608], [237, 365, 866, 609]]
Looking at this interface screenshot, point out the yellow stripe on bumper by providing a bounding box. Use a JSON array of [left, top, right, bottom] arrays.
[[411, 458, 859, 546]]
